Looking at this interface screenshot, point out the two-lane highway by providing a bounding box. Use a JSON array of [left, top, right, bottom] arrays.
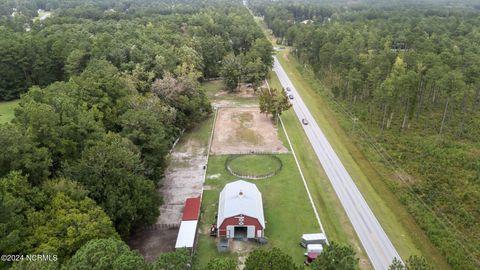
[[273, 56, 402, 269]]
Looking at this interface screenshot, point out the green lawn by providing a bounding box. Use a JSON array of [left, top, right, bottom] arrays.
[[275, 50, 450, 269], [195, 154, 319, 268], [202, 80, 225, 96], [0, 100, 19, 124], [228, 155, 282, 176]]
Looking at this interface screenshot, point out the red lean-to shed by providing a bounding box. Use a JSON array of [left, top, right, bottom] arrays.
[[182, 197, 201, 221], [217, 180, 265, 239]]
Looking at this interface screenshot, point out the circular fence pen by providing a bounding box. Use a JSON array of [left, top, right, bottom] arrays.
[[225, 154, 283, 180]]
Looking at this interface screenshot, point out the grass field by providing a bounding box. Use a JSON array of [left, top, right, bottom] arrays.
[[195, 154, 320, 268], [0, 100, 19, 124], [227, 155, 282, 176], [274, 50, 450, 268], [202, 80, 225, 96]]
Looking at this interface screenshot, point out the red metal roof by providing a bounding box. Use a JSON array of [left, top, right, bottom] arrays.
[[307, 252, 320, 259], [182, 197, 201, 221]]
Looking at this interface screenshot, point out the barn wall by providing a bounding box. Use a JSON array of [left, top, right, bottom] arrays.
[[218, 215, 263, 237]]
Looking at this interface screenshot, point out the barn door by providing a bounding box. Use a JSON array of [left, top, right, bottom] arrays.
[[226, 226, 234, 238], [247, 226, 255, 238]]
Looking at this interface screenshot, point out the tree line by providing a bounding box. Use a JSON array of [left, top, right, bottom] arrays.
[[0, 0, 273, 100], [249, 0, 480, 269], [0, 0, 273, 269]]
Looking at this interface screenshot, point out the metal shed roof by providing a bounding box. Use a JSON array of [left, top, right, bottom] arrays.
[[302, 233, 326, 241], [175, 220, 198, 249], [217, 180, 265, 228], [182, 197, 201, 221]]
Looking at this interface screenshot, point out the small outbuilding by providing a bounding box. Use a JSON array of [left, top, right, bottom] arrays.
[[300, 233, 327, 247], [217, 180, 265, 239], [175, 197, 201, 250]]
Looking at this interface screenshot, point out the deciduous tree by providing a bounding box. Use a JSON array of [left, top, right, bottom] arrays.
[[62, 133, 160, 236], [311, 242, 358, 270], [258, 87, 291, 122], [204, 257, 237, 270], [244, 248, 300, 270], [221, 54, 242, 91], [152, 249, 191, 270], [65, 238, 146, 270]]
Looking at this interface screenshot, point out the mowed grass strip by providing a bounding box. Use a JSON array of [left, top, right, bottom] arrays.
[[269, 71, 372, 269], [275, 50, 449, 269], [0, 100, 19, 124], [196, 154, 319, 267]]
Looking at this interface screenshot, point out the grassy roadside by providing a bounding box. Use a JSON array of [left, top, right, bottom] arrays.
[[269, 72, 372, 269], [275, 50, 450, 269], [0, 100, 19, 124]]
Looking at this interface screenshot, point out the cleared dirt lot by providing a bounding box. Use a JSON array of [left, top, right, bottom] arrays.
[[128, 227, 178, 262], [157, 150, 206, 224], [210, 107, 288, 155]]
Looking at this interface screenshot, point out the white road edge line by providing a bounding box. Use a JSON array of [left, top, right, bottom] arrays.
[[265, 79, 329, 245]]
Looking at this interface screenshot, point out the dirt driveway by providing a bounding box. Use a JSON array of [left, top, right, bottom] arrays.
[[157, 147, 206, 225], [210, 107, 288, 155]]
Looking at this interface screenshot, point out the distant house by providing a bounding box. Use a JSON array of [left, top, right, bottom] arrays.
[[301, 19, 313, 24], [391, 42, 409, 52], [217, 180, 265, 239]]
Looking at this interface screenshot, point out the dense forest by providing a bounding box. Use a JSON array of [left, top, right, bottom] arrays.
[[249, 0, 479, 269], [0, 0, 273, 269]]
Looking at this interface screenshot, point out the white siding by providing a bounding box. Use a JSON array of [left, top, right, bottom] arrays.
[[226, 225, 235, 238], [247, 226, 255, 238]]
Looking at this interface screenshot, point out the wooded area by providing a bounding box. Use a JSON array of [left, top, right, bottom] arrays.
[[0, 0, 273, 269], [249, 0, 479, 269]]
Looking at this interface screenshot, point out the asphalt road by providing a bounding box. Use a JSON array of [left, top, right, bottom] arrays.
[[273, 57, 402, 269]]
